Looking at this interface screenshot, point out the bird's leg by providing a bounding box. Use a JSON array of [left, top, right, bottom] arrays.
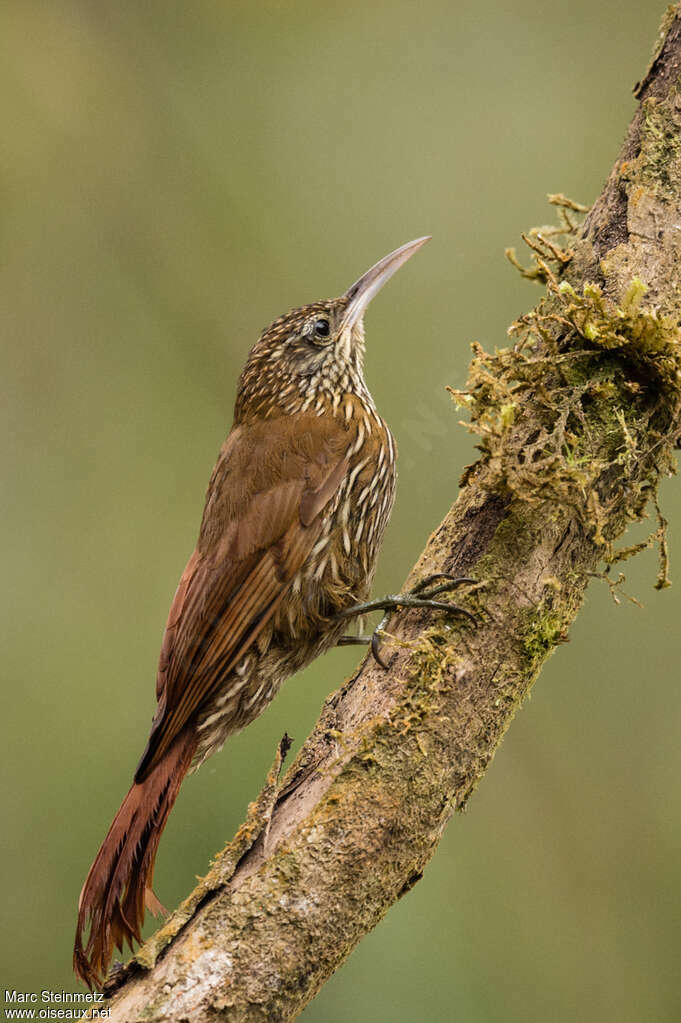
[[338, 574, 477, 668]]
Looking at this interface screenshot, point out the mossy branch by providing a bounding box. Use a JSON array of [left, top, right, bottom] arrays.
[[96, 8, 681, 1020]]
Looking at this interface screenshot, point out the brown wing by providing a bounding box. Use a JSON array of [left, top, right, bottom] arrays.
[[134, 413, 350, 781]]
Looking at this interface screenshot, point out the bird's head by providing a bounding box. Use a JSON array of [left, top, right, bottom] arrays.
[[235, 237, 430, 421]]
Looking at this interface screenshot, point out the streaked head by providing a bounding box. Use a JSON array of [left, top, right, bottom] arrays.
[[235, 237, 430, 420]]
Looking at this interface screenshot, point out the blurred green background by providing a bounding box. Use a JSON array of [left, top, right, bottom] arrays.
[[2, 1, 679, 1020]]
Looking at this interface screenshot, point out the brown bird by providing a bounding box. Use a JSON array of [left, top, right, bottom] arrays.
[[74, 236, 470, 989]]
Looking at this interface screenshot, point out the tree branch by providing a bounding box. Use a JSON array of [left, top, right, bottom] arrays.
[[99, 8, 681, 1019]]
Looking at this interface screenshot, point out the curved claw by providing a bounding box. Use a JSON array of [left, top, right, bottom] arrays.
[[389, 597, 478, 625], [433, 602, 478, 627], [338, 578, 479, 672], [411, 573, 476, 595], [371, 629, 389, 669]]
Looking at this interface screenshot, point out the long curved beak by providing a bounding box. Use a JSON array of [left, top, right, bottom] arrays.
[[341, 236, 431, 330]]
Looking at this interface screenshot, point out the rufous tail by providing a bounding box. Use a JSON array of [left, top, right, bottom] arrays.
[[73, 728, 196, 988]]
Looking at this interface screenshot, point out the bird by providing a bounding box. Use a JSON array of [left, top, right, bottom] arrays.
[[73, 236, 462, 988]]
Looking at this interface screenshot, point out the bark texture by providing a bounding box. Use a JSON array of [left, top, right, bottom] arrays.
[[99, 9, 681, 1019]]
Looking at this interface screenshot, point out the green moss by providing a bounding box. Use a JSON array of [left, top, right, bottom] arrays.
[[636, 96, 681, 189], [452, 192, 681, 576], [504, 193, 589, 283], [521, 607, 568, 675], [557, 277, 680, 372]]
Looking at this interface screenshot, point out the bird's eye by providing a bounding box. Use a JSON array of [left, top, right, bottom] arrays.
[[314, 318, 331, 340]]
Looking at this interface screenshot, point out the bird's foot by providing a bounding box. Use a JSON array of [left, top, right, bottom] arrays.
[[338, 574, 477, 668]]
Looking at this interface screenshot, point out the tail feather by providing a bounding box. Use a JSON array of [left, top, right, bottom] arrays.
[[73, 729, 196, 988]]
